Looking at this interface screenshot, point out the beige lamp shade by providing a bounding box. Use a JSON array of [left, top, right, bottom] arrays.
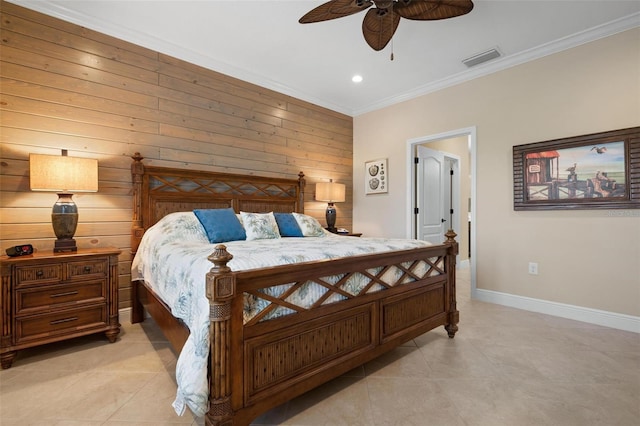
[[315, 180, 345, 203], [30, 153, 98, 193], [29, 151, 98, 253]]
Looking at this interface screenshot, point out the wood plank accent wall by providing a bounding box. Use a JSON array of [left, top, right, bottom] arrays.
[[0, 1, 354, 309]]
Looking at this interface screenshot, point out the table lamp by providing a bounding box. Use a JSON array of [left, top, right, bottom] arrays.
[[315, 179, 345, 233], [29, 150, 98, 252]]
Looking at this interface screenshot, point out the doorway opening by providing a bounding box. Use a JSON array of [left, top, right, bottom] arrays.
[[405, 127, 477, 293]]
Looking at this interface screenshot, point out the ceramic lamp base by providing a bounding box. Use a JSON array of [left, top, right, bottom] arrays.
[[325, 203, 337, 233], [52, 193, 78, 253]]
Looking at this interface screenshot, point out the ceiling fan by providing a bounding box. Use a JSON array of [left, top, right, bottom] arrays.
[[299, 0, 474, 51]]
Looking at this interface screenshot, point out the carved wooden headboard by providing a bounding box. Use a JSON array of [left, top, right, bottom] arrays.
[[130, 153, 305, 254]]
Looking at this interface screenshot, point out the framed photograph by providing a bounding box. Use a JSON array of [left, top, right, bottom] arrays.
[[513, 126, 639, 210], [365, 158, 388, 194]]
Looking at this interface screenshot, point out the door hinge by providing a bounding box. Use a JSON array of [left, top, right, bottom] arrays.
[[450, 169, 454, 176], [450, 208, 454, 214], [414, 157, 419, 164], [414, 207, 419, 214]]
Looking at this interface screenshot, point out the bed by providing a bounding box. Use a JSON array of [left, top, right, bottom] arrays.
[[129, 153, 459, 426]]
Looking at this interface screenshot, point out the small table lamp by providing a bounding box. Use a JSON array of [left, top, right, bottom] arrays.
[[29, 150, 98, 253], [315, 179, 346, 233]]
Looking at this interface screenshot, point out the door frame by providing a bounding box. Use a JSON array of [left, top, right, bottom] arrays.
[[405, 126, 477, 293]]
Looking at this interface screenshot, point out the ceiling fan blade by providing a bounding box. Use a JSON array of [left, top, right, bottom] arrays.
[[299, 0, 373, 24], [362, 7, 401, 51], [394, 0, 474, 21]]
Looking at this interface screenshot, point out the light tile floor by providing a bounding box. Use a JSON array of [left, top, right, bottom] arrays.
[[1, 268, 638, 425]]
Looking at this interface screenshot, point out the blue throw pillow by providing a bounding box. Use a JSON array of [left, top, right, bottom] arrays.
[[273, 212, 304, 237], [193, 208, 246, 243]]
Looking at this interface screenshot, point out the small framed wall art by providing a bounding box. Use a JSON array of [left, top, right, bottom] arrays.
[[365, 158, 388, 194]]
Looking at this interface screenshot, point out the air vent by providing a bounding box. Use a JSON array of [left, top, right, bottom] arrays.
[[462, 48, 501, 68]]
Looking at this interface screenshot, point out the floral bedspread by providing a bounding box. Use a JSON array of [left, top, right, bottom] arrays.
[[131, 212, 432, 417]]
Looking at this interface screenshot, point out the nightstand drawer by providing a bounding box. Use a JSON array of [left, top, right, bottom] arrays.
[[15, 263, 63, 287], [16, 280, 106, 314], [16, 305, 107, 343], [67, 259, 108, 280]]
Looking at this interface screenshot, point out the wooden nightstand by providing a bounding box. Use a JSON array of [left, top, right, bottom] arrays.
[[0, 247, 121, 369]]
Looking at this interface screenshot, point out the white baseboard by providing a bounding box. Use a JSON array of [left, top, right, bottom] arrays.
[[473, 288, 640, 333], [120, 307, 132, 324], [119, 307, 152, 324]]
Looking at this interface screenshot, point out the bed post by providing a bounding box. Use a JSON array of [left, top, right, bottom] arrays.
[[205, 245, 236, 426], [297, 171, 305, 212], [131, 153, 145, 324], [444, 229, 459, 338]]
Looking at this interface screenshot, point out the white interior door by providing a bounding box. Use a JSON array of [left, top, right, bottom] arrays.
[[416, 145, 446, 244]]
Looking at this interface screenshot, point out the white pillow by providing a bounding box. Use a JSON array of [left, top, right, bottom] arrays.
[[239, 212, 281, 241], [292, 213, 326, 237]]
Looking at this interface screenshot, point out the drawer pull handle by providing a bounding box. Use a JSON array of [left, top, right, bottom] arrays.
[[83, 266, 92, 273], [36, 270, 44, 277], [50, 317, 78, 325], [50, 291, 79, 298]]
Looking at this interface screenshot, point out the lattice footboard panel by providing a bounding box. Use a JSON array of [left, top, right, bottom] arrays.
[[242, 254, 446, 325]]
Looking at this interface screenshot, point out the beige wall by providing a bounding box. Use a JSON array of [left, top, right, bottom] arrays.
[[0, 2, 353, 308], [354, 28, 640, 317]]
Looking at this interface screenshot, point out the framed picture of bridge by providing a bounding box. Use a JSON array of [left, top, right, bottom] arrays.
[[513, 126, 640, 210]]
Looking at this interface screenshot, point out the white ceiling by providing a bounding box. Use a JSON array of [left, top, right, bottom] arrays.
[[10, 1, 640, 116]]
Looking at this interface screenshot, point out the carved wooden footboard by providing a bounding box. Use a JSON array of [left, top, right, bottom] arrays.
[[129, 154, 459, 425], [203, 236, 458, 426]]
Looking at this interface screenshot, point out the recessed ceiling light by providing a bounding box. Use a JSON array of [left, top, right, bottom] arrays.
[[352, 75, 363, 83]]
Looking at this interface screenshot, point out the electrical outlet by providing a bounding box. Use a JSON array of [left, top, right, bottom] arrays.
[[528, 262, 538, 275]]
